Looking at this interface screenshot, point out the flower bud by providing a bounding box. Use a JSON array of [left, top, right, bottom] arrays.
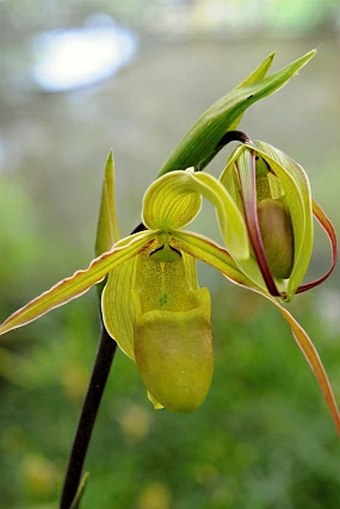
[[257, 198, 294, 279]]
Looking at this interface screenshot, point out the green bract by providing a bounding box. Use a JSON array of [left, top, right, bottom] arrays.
[[0, 51, 339, 432]]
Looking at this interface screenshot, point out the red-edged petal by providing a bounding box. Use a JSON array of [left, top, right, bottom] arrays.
[[297, 199, 338, 293], [269, 296, 340, 435], [236, 149, 281, 296]]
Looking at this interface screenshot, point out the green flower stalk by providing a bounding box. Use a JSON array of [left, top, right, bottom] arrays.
[[0, 50, 339, 434]]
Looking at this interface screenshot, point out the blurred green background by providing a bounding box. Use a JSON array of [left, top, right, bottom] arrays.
[[1, 1, 340, 508]]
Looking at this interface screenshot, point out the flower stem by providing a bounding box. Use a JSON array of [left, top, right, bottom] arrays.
[[59, 325, 117, 509]]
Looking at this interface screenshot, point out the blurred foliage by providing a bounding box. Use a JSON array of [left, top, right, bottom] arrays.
[[1, 171, 340, 507], [1, 281, 340, 508], [1, 0, 339, 29], [0, 0, 340, 34]]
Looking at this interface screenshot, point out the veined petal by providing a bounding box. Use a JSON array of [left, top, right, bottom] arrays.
[[143, 169, 249, 260], [102, 256, 137, 359], [142, 169, 202, 230], [186, 171, 249, 260], [252, 141, 314, 301], [171, 230, 265, 292], [266, 294, 340, 435], [234, 148, 281, 296], [102, 236, 201, 361], [0, 231, 155, 336], [108, 239, 213, 412], [220, 147, 287, 295]]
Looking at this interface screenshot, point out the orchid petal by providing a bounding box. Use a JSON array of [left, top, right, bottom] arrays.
[[252, 141, 314, 301], [171, 230, 264, 291], [0, 231, 155, 336], [142, 169, 202, 230], [186, 171, 249, 260], [297, 199, 338, 293], [133, 249, 213, 412], [235, 148, 281, 296], [266, 294, 340, 435], [143, 169, 249, 260], [101, 256, 137, 360], [220, 146, 284, 294]]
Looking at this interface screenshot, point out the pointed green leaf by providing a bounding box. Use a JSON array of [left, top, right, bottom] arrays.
[[69, 472, 90, 509], [158, 50, 315, 176], [228, 50, 275, 131], [95, 151, 120, 256], [0, 231, 155, 336]]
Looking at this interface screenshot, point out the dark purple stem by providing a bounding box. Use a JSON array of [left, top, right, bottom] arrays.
[[59, 326, 117, 509]]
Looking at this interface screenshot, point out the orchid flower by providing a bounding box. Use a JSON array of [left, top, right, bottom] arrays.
[[0, 150, 339, 431], [217, 136, 339, 434], [0, 157, 252, 412], [0, 50, 339, 433]]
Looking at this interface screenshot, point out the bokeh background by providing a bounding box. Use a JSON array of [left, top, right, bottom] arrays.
[[1, 1, 340, 508]]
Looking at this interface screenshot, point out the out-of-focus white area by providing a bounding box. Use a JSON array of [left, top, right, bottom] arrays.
[[32, 22, 137, 92]]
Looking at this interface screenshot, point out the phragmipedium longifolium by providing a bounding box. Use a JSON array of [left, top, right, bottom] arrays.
[[1, 49, 339, 508]]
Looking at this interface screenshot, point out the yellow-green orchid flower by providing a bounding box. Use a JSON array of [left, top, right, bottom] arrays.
[[0, 157, 251, 412], [0, 153, 339, 433], [216, 136, 339, 434], [0, 49, 338, 434]]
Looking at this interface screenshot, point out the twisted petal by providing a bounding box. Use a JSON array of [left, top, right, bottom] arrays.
[[296, 199, 338, 293], [266, 294, 340, 435], [220, 146, 282, 294], [0, 231, 155, 336]]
